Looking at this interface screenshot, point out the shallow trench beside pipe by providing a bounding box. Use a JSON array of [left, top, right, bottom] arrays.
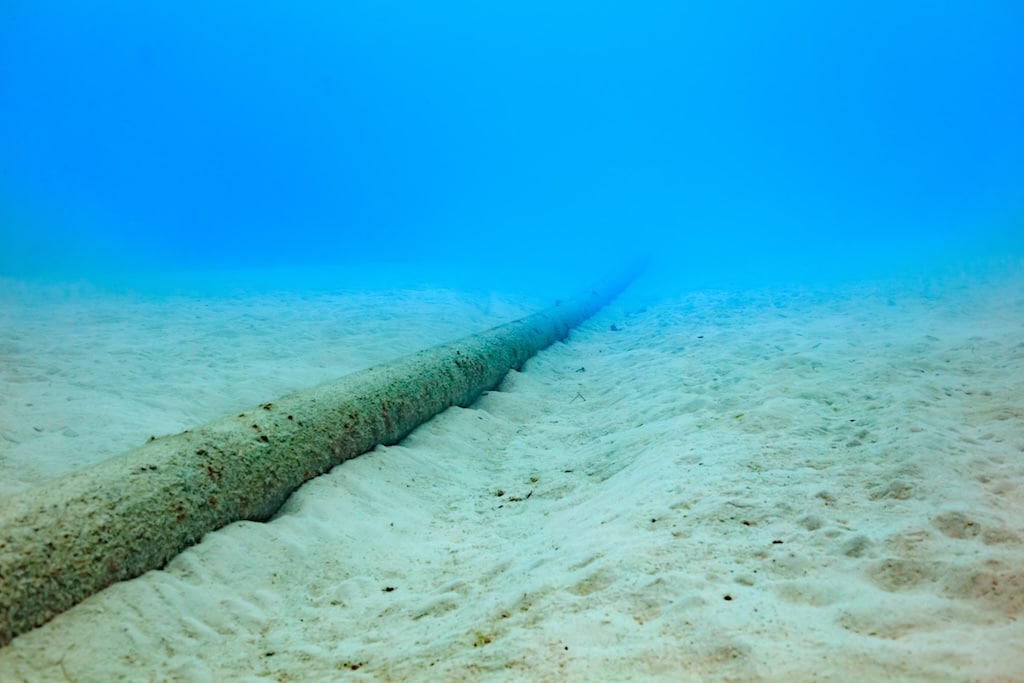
[[0, 270, 638, 646]]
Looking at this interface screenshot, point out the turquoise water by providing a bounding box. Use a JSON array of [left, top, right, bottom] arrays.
[[1, 3, 1022, 292]]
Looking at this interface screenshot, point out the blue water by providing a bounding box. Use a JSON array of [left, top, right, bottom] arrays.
[[2, 3, 1022, 293]]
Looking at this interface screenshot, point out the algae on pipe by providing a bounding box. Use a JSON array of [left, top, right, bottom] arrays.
[[0, 270, 638, 646]]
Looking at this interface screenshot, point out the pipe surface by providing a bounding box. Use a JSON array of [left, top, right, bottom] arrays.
[[0, 271, 635, 646]]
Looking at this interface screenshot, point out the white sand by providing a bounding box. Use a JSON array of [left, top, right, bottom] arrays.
[[1, 270, 1022, 681], [0, 280, 537, 496]]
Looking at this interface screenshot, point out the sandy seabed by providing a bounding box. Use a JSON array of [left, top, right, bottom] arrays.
[[0, 269, 1022, 682]]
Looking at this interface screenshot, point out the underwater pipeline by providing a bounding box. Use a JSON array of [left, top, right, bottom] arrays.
[[0, 269, 637, 646]]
